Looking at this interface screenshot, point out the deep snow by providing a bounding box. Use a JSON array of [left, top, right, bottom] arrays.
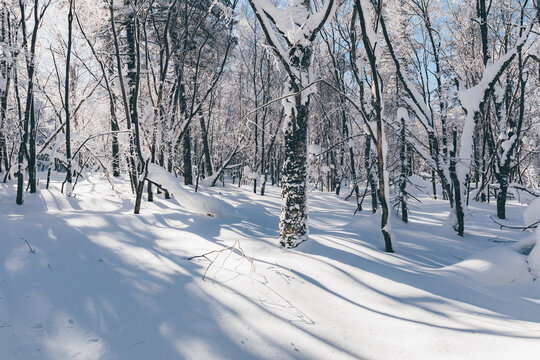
[[1, 174, 539, 359]]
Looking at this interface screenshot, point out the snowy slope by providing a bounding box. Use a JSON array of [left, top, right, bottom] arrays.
[[1, 175, 539, 359]]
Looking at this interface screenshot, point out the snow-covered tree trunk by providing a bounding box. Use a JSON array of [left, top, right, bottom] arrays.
[[494, 9, 528, 220], [352, 0, 394, 252], [199, 110, 213, 177], [0, 6, 12, 177], [279, 91, 310, 246], [398, 108, 409, 223], [364, 137, 378, 213], [64, 0, 74, 197], [449, 126, 464, 235], [247, 0, 336, 247], [456, 18, 533, 231], [16, 0, 44, 204], [380, 8, 454, 209]]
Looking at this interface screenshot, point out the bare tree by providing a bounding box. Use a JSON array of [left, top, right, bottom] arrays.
[[247, 0, 336, 248]]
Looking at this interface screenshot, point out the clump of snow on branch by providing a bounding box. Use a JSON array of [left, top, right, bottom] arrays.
[[307, 144, 322, 155]]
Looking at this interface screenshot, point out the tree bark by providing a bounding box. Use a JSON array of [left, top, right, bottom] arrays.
[[279, 94, 309, 247], [64, 0, 74, 195], [450, 127, 464, 236], [199, 110, 213, 177]]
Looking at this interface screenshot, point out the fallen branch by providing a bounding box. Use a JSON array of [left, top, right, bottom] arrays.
[[204, 145, 240, 187], [510, 184, 539, 198], [21, 237, 36, 254], [489, 216, 539, 231], [188, 240, 254, 280]]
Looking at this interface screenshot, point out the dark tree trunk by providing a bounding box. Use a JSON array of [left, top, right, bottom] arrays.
[[365, 137, 378, 213], [279, 96, 309, 247], [18, 0, 42, 199], [399, 114, 408, 223], [64, 0, 74, 194], [248, 0, 335, 248], [111, 117, 120, 177], [375, 110, 393, 252], [476, 0, 490, 66], [429, 142, 437, 199], [199, 110, 213, 177], [108, 56, 120, 177], [0, 7, 11, 175], [450, 127, 464, 236], [355, 0, 393, 251], [183, 124, 193, 185], [28, 100, 36, 193], [496, 177, 508, 219], [109, 1, 137, 191], [124, 1, 146, 214]]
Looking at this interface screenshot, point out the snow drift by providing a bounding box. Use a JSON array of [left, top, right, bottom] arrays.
[[523, 197, 540, 277], [439, 246, 533, 287], [146, 163, 238, 218]]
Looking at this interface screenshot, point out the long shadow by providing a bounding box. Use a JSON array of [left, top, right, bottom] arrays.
[[4, 180, 537, 358], [295, 229, 540, 335], [0, 193, 290, 359]]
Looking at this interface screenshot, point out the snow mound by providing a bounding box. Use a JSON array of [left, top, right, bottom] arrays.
[[439, 246, 533, 287], [527, 228, 540, 278], [523, 196, 540, 227], [147, 163, 238, 218], [521, 198, 540, 277], [307, 144, 322, 155]]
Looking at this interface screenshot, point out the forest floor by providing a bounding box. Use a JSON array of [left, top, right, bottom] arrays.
[[1, 173, 539, 360]]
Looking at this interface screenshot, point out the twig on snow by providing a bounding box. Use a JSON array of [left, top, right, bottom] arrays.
[[489, 216, 539, 231], [21, 237, 36, 254], [188, 240, 255, 280]]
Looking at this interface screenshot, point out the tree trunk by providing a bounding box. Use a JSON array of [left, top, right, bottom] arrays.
[[450, 127, 464, 236], [182, 124, 193, 185], [64, 0, 74, 195], [0, 7, 11, 175], [279, 94, 309, 247], [375, 110, 393, 252], [365, 137, 378, 213], [17, 0, 42, 199], [248, 0, 335, 248], [399, 114, 408, 223], [496, 176, 508, 219], [199, 110, 213, 177]]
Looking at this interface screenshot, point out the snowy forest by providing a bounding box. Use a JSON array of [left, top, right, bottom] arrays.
[[1, 0, 540, 358]]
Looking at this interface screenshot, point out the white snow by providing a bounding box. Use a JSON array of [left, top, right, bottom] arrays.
[[404, 79, 431, 123], [251, 0, 336, 47], [307, 144, 322, 155], [1, 174, 539, 359], [528, 228, 540, 278], [456, 18, 534, 189], [397, 107, 409, 122], [440, 246, 532, 286], [523, 198, 540, 277], [523, 196, 540, 227]]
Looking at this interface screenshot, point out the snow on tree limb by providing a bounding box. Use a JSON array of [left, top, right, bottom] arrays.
[[247, 0, 337, 82], [457, 17, 535, 181]]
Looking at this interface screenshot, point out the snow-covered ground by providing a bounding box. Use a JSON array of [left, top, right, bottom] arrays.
[[1, 174, 539, 359]]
